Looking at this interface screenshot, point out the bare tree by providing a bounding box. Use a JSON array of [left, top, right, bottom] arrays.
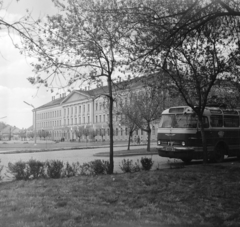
[[83, 127, 90, 142], [38, 130, 49, 140], [116, 76, 164, 151], [89, 127, 97, 141], [74, 126, 84, 142], [20, 0, 133, 174], [118, 101, 139, 151], [19, 129, 27, 141], [125, 1, 240, 163]]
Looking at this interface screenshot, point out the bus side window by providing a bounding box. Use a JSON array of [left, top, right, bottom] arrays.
[[210, 115, 223, 127], [198, 117, 209, 128], [224, 115, 239, 127], [203, 117, 209, 128]]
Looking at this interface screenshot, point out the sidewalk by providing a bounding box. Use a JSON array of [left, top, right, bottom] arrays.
[[94, 147, 158, 157], [0, 140, 158, 157]]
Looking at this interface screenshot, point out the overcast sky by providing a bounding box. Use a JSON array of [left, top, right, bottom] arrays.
[[0, 0, 58, 129]]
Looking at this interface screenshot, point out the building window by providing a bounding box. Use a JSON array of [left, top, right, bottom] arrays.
[[83, 117, 85, 124], [96, 116, 98, 123], [75, 118, 77, 124], [99, 115, 102, 123], [96, 102, 98, 111], [116, 128, 118, 136], [79, 106, 81, 114], [88, 116, 90, 123], [125, 128, 128, 135], [103, 115, 105, 122], [88, 104, 90, 112], [75, 106, 77, 114], [79, 117, 81, 124], [83, 105, 85, 112]]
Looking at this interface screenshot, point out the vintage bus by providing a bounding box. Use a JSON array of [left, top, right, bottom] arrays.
[[157, 106, 240, 163]]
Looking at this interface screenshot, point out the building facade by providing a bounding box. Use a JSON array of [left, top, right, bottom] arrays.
[[33, 83, 159, 142]]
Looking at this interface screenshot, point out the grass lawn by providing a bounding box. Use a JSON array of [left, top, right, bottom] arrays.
[[0, 163, 240, 227]]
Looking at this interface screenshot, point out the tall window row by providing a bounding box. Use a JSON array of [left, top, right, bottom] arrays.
[[37, 120, 61, 129], [63, 103, 91, 117], [37, 110, 61, 119]]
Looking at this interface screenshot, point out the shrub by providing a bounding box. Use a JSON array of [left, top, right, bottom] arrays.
[[71, 162, 82, 175], [28, 159, 45, 179], [89, 160, 110, 175], [119, 159, 141, 173], [63, 162, 77, 178], [102, 160, 111, 174], [140, 157, 154, 171], [8, 161, 31, 180], [79, 162, 92, 175], [133, 160, 141, 172], [45, 160, 64, 179]]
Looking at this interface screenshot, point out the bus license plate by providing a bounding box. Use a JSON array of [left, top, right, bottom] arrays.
[[165, 147, 175, 151]]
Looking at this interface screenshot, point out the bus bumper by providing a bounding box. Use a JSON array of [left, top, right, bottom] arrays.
[[157, 146, 201, 159]]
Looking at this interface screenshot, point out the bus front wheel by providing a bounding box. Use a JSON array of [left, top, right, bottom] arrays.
[[211, 145, 225, 163], [181, 158, 192, 164]]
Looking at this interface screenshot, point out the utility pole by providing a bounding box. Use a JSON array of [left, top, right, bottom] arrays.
[[23, 101, 37, 145]]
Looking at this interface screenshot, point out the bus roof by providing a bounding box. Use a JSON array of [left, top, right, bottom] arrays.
[[162, 106, 240, 115]]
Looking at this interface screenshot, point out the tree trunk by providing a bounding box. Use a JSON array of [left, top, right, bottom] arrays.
[[147, 129, 151, 152], [199, 118, 208, 164], [108, 78, 114, 174], [127, 132, 131, 150]]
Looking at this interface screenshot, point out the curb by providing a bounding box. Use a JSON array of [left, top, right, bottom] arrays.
[[94, 151, 158, 157]]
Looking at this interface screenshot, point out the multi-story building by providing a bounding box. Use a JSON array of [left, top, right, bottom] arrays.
[[33, 80, 160, 142]]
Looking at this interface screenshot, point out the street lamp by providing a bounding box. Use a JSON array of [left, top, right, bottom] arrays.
[[23, 101, 37, 145]]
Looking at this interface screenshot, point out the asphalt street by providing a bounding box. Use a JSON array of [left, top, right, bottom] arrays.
[[0, 145, 171, 181]]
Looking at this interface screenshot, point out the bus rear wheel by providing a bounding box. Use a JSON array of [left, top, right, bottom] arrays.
[[211, 145, 225, 163], [181, 158, 192, 164]]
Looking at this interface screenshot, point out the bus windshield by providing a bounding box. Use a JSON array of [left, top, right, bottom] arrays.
[[159, 114, 198, 128]]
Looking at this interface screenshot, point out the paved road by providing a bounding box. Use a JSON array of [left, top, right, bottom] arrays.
[[0, 146, 171, 181]]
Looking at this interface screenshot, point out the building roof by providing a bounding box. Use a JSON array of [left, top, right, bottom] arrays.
[[34, 74, 161, 111], [35, 96, 65, 110]]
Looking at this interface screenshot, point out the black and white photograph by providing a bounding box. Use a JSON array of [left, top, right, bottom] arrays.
[[0, 0, 240, 226]]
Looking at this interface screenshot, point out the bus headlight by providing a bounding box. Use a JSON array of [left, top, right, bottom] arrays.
[[182, 141, 185, 146], [157, 140, 161, 145]]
